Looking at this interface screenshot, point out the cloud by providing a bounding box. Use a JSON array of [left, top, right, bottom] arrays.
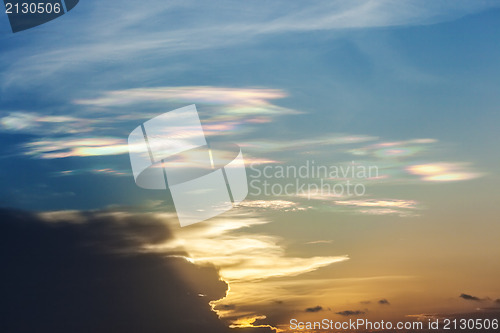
[[214, 304, 237, 311], [378, 299, 390, 305], [24, 137, 129, 159], [407, 309, 500, 325], [36, 208, 346, 331], [305, 240, 333, 245], [236, 200, 308, 212], [358, 208, 418, 217], [335, 199, 418, 209], [407, 163, 483, 182], [0, 112, 94, 135], [334, 199, 419, 217], [73, 87, 301, 133], [145, 212, 348, 282], [0, 208, 236, 333], [15, 86, 303, 160], [157, 211, 347, 330], [74, 86, 287, 109], [460, 293, 483, 302], [305, 306, 324, 313], [243, 135, 378, 153], [349, 138, 436, 158], [228, 315, 277, 331], [335, 310, 365, 316]]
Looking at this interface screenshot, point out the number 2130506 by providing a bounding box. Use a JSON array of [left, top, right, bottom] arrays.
[[5, 2, 62, 14]]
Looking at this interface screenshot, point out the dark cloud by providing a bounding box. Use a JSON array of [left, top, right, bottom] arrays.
[[460, 294, 482, 301], [0, 208, 273, 333], [305, 306, 324, 313], [335, 310, 365, 316], [495, 299, 500, 304], [378, 299, 390, 305]]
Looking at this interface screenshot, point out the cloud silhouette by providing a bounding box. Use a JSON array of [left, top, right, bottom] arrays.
[[460, 294, 482, 302], [0, 208, 273, 333], [378, 299, 391, 305], [336, 310, 365, 316], [305, 306, 324, 313]]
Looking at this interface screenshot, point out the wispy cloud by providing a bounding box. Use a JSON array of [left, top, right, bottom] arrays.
[[334, 199, 420, 217], [243, 135, 378, 153], [459, 293, 483, 302], [24, 137, 128, 159], [3, 1, 498, 87], [358, 208, 418, 217], [0, 111, 94, 135], [336, 310, 365, 316], [237, 200, 308, 211], [74, 87, 288, 109], [228, 315, 277, 331], [348, 138, 436, 158], [141, 210, 348, 328], [407, 163, 483, 182], [335, 199, 418, 209]]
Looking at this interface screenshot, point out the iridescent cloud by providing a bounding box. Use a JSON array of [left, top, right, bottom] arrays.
[[73, 87, 301, 128], [149, 213, 347, 281], [406, 163, 483, 182]]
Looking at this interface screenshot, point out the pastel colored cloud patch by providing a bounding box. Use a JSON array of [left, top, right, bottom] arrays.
[[406, 163, 483, 182]]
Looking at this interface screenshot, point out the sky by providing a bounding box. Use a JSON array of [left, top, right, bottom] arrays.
[[1, 1, 500, 332]]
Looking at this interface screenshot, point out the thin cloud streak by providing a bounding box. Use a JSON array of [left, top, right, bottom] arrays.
[[335, 199, 418, 209], [237, 200, 309, 212], [334, 199, 420, 217], [407, 163, 483, 182], [0, 111, 94, 135]]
